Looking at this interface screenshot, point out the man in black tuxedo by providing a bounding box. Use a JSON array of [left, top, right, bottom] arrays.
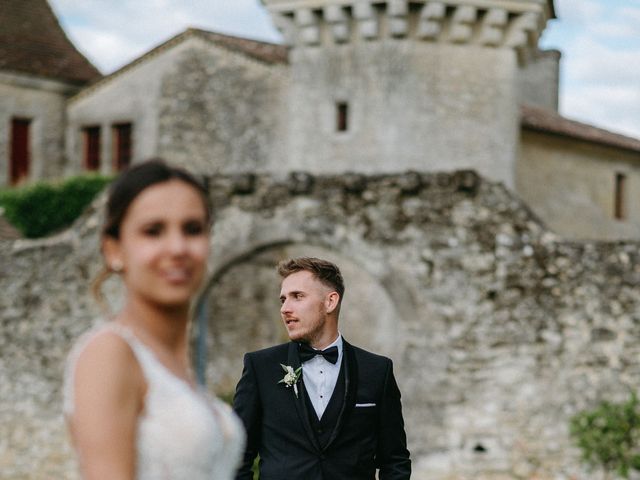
[[233, 257, 411, 480]]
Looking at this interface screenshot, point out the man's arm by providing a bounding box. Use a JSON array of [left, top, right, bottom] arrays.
[[233, 353, 262, 480], [376, 359, 411, 480]]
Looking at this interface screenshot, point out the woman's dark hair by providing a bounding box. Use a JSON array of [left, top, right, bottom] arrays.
[[103, 158, 210, 239]]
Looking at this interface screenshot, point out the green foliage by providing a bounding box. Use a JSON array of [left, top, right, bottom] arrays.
[[0, 174, 112, 238], [570, 393, 640, 479], [253, 456, 259, 480]]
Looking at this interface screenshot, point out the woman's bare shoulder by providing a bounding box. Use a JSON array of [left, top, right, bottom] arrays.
[[71, 326, 144, 398]]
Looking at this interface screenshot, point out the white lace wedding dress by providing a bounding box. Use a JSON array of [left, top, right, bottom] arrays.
[[64, 323, 245, 480]]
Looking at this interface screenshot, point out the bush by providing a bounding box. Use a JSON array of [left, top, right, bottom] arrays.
[[0, 174, 112, 238], [570, 393, 640, 479]]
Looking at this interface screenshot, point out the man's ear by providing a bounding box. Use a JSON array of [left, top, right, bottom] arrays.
[[325, 291, 340, 314], [102, 236, 123, 272]]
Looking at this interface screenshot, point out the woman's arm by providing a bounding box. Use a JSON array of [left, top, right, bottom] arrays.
[[68, 331, 145, 480]]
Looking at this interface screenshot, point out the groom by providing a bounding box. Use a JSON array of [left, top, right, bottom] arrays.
[[233, 257, 411, 479]]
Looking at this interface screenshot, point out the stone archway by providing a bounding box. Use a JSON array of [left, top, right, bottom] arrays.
[[199, 243, 404, 396]]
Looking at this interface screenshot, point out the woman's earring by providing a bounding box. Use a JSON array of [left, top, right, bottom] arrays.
[[110, 260, 123, 273]]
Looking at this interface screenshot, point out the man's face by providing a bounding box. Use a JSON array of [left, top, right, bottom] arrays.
[[279, 270, 331, 345]]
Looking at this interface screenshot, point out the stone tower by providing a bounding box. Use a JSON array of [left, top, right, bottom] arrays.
[[261, 0, 555, 188]]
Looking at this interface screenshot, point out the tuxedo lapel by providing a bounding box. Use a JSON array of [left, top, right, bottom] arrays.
[[322, 339, 358, 451], [287, 342, 322, 452]]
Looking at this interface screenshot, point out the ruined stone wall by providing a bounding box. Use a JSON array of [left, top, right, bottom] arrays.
[[2, 171, 640, 479]]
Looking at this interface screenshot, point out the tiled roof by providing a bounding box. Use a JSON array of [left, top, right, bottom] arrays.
[[192, 29, 288, 65], [71, 28, 288, 101], [0, 0, 101, 84], [521, 104, 640, 154]]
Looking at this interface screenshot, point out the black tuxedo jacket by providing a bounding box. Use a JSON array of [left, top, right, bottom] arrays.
[[233, 339, 411, 480]]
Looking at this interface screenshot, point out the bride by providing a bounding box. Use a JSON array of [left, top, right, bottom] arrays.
[[64, 160, 244, 479]]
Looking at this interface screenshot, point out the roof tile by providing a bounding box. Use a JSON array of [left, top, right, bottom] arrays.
[[521, 104, 640, 154], [0, 0, 101, 84]]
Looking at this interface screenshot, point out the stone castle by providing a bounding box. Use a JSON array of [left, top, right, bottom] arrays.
[[3, 1, 640, 479], [2, 0, 640, 239]]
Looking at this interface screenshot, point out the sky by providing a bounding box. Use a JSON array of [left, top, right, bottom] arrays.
[[48, 0, 640, 139]]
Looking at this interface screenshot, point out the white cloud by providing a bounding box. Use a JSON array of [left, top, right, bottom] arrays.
[[618, 6, 640, 24], [591, 21, 637, 39], [564, 36, 640, 86], [548, 0, 640, 138], [561, 83, 640, 138]]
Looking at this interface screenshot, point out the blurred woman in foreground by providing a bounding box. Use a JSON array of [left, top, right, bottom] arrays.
[[64, 159, 244, 479]]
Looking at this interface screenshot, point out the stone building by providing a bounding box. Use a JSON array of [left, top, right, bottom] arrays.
[[0, 0, 100, 186], [2, 0, 640, 240], [66, 29, 289, 176]]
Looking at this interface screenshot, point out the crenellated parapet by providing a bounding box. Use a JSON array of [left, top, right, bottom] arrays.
[[261, 0, 553, 60]]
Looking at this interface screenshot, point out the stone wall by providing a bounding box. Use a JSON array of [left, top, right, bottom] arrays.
[[157, 44, 288, 174], [2, 171, 640, 479], [285, 41, 520, 189]]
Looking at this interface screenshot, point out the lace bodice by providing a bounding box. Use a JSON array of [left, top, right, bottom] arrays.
[[64, 323, 245, 480]]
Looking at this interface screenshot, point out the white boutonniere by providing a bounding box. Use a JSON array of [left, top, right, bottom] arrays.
[[278, 364, 302, 398]]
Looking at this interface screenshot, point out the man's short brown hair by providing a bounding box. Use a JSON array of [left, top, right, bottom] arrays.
[[277, 257, 345, 302]]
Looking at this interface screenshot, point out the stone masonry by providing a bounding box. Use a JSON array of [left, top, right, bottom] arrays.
[[2, 170, 640, 479]]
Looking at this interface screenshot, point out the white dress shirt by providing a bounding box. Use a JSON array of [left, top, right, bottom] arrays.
[[301, 334, 343, 419]]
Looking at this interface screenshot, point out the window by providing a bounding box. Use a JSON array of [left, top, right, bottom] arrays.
[[614, 172, 626, 220], [336, 102, 348, 132], [10, 118, 31, 185], [83, 126, 101, 171], [112, 123, 132, 171]]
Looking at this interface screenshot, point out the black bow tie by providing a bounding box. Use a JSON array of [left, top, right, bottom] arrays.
[[298, 343, 339, 364]]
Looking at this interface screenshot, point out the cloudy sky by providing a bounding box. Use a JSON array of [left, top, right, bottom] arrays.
[[48, 0, 640, 139]]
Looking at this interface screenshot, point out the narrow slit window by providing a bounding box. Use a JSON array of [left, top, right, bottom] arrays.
[[83, 126, 101, 171], [10, 118, 31, 185], [336, 102, 348, 132], [112, 123, 132, 171], [615, 172, 626, 220]]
